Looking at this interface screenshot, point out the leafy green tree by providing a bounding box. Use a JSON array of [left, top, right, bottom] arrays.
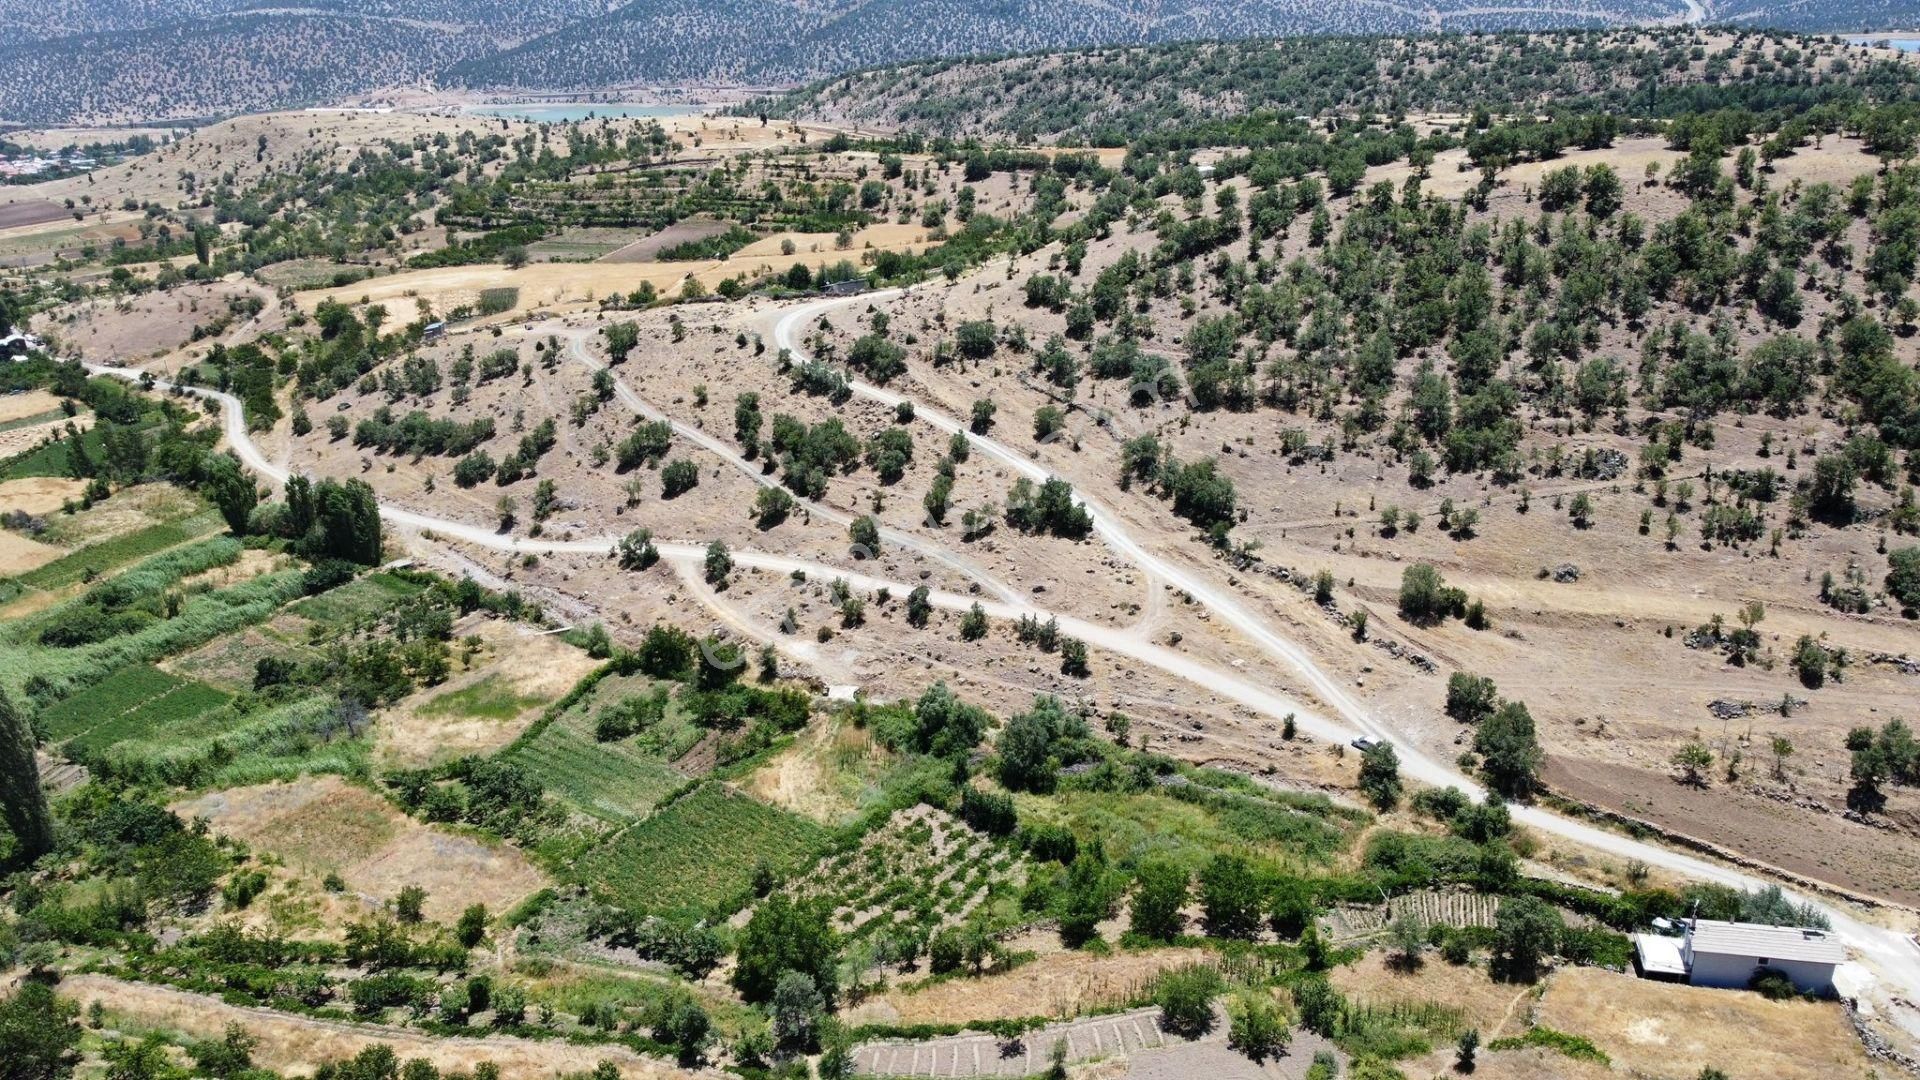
[[1153, 965, 1224, 1036], [996, 696, 1077, 793], [770, 972, 824, 1051], [1398, 563, 1464, 623], [1888, 546, 1920, 614], [1199, 853, 1264, 939], [661, 459, 699, 497], [604, 322, 639, 364], [732, 894, 838, 1006], [1129, 858, 1189, 942], [648, 990, 711, 1064], [1267, 875, 1317, 939], [959, 602, 988, 640], [1358, 741, 1402, 810], [0, 981, 81, 1080], [1445, 672, 1498, 724], [704, 540, 731, 586], [1672, 740, 1714, 786], [906, 585, 932, 627], [1228, 992, 1291, 1062], [1057, 846, 1120, 947], [1474, 701, 1544, 798], [203, 453, 256, 535], [910, 681, 990, 758], [456, 904, 488, 948], [1492, 896, 1563, 981], [1457, 1028, 1481, 1072]]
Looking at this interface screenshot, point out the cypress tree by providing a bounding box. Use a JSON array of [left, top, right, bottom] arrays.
[[0, 689, 53, 868]]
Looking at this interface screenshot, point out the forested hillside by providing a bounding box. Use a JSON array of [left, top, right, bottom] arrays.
[[755, 30, 1920, 142], [5, 0, 1920, 125], [0, 0, 611, 125]]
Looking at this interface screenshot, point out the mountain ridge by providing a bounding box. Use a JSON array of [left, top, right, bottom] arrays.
[[2, 0, 1918, 125]]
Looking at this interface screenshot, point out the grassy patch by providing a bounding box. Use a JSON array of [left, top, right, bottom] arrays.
[[477, 287, 519, 316], [0, 567, 306, 701], [419, 673, 549, 721], [0, 426, 97, 479], [574, 782, 827, 917], [289, 571, 423, 623], [1017, 783, 1352, 873], [1488, 1026, 1611, 1065]]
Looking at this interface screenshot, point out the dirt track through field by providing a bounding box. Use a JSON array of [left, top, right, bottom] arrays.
[[84, 288, 1920, 1045]]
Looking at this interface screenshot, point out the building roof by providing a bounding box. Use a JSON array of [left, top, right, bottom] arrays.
[[1634, 933, 1688, 976], [1689, 919, 1845, 965]]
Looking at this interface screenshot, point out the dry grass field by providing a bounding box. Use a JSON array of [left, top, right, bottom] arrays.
[[1536, 967, 1878, 1080], [843, 946, 1211, 1027], [375, 616, 598, 768], [176, 775, 549, 923]]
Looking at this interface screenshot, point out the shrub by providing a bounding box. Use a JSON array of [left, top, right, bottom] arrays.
[[1227, 992, 1291, 1062], [1153, 964, 1223, 1037]]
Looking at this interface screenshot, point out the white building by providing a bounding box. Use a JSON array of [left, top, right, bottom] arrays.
[[1635, 918, 1843, 995]]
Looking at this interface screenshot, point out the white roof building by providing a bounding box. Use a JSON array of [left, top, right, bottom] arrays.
[[1636, 918, 1844, 995]]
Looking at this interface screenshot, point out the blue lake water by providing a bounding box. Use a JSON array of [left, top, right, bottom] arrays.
[[465, 104, 699, 122]]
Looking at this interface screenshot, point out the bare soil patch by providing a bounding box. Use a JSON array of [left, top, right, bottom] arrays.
[[1545, 756, 1920, 908], [0, 200, 69, 230], [0, 412, 86, 462], [0, 390, 68, 424], [40, 281, 260, 362], [599, 219, 732, 263], [176, 775, 547, 923], [743, 714, 894, 824], [59, 975, 709, 1080], [0, 476, 84, 516], [0, 528, 63, 574], [1535, 967, 1875, 1080]]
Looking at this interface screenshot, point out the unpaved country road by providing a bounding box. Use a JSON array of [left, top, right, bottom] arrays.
[[91, 291, 1920, 1040]]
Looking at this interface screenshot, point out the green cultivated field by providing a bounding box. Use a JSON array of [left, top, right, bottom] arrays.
[[39, 662, 229, 746], [508, 707, 688, 824], [575, 782, 828, 916]]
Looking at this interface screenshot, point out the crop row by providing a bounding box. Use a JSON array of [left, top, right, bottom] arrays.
[[574, 782, 827, 916]]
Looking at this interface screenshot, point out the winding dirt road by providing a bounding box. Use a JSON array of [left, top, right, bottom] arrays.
[[89, 290, 1920, 1038]]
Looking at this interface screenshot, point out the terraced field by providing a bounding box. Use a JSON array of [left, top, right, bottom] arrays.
[[3, 511, 223, 595], [573, 781, 829, 916], [288, 571, 426, 623], [507, 703, 690, 825], [784, 804, 1026, 946], [39, 662, 231, 749]]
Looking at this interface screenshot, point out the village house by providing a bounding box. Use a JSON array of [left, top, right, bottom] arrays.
[[1635, 917, 1844, 995]]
